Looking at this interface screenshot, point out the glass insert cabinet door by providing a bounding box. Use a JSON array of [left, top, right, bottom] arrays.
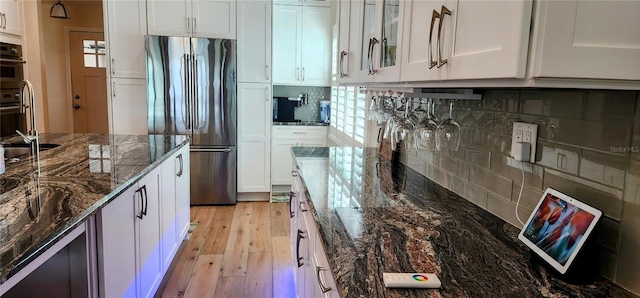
[[380, 0, 400, 68], [360, 0, 376, 73]]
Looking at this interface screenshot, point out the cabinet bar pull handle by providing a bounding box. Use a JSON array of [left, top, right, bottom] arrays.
[[296, 230, 305, 267], [296, 67, 299, 80], [266, 65, 270, 80], [177, 154, 183, 177], [136, 189, 144, 219], [302, 67, 305, 81], [289, 192, 295, 218], [370, 38, 379, 74], [366, 38, 373, 75], [265, 87, 269, 102], [193, 17, 197, 32], [428, 9, 440, 69], [339, 51, 347, 78], [291, 170, 298, 177], [292, 132, 307, 134], [299, 200, 308, 212], [437, 5, 451, 68], [316, 266, 332, 293], [186, 17, 190, 32], [111, 58, 115, 75], [141, 185, 148, 216], [112, 81, 116, 97]]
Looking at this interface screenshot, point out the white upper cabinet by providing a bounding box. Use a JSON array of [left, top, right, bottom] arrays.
[[272, 5, 331, 86], [531, 0, 640, 81], [147, 0, 236, 39], [339, 0, 403, 83], [273, 0, 329, 7], [104, 0, 147, 79], [401, 0, 532, 81], [237, 0, 272, 83], [336, 0, 366, 83], [237, 83, 271, 192], [0, 0, 23, 37], [192, 0, 236, 39]]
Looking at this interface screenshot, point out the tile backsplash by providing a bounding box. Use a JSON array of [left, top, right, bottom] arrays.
[[273, 85, 331, 122], [387, 88, 640, 295]]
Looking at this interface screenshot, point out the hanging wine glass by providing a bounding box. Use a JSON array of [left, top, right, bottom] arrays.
[[436, 100, 461, 152], [415, 98, 439, 151], [383, 98, 401, 151], [391, 99, 416, 152]]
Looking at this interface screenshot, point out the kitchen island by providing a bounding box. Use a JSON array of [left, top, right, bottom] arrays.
[[0, 133, 189, 296], [291, 147, 638, 298]]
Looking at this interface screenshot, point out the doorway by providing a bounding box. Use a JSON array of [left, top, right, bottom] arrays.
[[68, 31, 108, 134]]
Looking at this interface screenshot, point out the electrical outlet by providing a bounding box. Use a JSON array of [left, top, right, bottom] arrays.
[[511, 122, 538, 163]]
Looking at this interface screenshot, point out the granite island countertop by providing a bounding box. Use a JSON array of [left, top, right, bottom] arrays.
[[0, 133, 188, 283], [292, 147, 638, 298]]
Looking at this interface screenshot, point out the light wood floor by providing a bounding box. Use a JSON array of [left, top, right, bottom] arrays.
[[158, 202, 295, 298]]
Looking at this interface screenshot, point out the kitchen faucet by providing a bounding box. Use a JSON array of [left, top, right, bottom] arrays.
[[17, 80, 38, 144]]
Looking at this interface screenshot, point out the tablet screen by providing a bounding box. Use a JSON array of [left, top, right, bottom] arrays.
[[518, 188, 602, 274]]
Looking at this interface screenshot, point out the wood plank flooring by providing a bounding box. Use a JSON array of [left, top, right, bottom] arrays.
[[159, 202, 295, 298]]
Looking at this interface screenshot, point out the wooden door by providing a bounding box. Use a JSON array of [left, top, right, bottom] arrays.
[[69, 31, 109, 134]]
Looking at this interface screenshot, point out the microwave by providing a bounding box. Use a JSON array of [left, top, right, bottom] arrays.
[[0, 42, 25, 89]]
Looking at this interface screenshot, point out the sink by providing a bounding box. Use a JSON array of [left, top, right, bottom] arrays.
[[3, 143, 60, 159]]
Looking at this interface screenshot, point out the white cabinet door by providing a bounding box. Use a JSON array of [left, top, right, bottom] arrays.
[[109, 78, 148, 135], [137, 168, 163, 298], [238, 83, 271, 192], [272, 139, 298, 185], [98, 184, 137, 298], [300, 6, 331, 86], [175, 145, 191, 239], [399, 0, 443, 81], [337, 0, 365, 83], [370, 0, 404, 82], [273, 5, 302, 85], [105, 0, 147, 79], [160, 152, 179, 273], [532, 0, 640, 80], [237, 1, 272, 83], [444, 0, 531, 80], [0, 0, 22, 36], [192, 0, 236, 39], [147, 0, 191, 37]]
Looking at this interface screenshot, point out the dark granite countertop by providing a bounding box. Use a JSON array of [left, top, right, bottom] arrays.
[[273, 121, 329, 126], [0, 133, 188, 283], [291, 147, 638, 298]]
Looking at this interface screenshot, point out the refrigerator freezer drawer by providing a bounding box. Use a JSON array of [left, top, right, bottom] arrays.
[[190, 147, 237, 205]]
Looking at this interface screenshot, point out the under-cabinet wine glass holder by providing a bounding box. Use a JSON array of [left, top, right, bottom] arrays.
[[362, 88, 482, 101]]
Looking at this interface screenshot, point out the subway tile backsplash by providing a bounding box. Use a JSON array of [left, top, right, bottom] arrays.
[[390, 88, 640, 295], [273, 85, 331, 122]]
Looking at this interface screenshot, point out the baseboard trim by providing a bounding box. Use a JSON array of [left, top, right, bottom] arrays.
[[238, 192, 270, 202]]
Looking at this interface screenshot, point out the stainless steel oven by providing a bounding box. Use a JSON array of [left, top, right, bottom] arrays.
[[0, 42, 26, 137]]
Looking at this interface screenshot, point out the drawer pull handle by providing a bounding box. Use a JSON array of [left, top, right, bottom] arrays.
[[296, 230, 305, 267], [289, 192, 295, 218], [292, 132, 307, 134], [316, 266, 332, 293], [299, 200, 308, 212]]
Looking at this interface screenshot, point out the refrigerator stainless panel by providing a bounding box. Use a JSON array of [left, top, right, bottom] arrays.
[[190, 147, 237, 205], [191, 38, 237, 147], [146, 35, 193, 136]]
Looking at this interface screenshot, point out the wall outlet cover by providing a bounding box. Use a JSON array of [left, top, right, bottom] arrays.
[[511, 122, 538, 163]]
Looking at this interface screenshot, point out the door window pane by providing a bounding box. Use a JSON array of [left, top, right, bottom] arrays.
[[82, 39, 106, 68], [84, 54, 97, 67]]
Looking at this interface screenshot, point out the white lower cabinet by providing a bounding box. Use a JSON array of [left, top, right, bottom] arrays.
[[271, 126, 327, 185], [291, 171, 339, 298], [160, 145, 191, 272], [98, 145, 190, 298], [238, 83, 271, 192]]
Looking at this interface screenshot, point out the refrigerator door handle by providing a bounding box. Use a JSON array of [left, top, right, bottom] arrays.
[[193, 55, 199, 128], [191, 148, 232, 153], [183, 54, 191, 130]]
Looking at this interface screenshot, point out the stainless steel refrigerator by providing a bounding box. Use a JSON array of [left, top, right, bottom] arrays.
[[146, 35, 237, 205]]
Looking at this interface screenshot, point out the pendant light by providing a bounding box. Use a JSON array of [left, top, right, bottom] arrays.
[[50, 1, 70, 19]]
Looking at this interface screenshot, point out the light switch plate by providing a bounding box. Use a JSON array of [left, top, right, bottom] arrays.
[[511, 122, 538, 163]]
